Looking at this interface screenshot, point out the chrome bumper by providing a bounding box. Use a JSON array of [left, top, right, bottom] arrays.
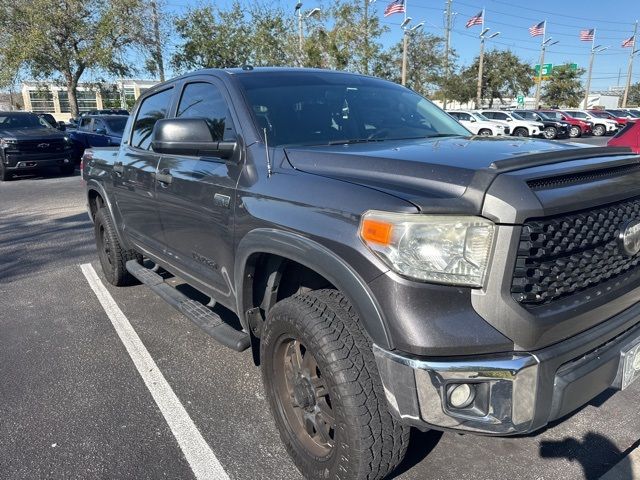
[[373, 318, 640, 435]]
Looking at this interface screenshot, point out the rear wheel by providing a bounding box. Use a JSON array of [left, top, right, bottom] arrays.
[[513, 127, 529, 137], [478, 128, 492, 136], [568, 126, 581, 138], [593, 124, 606, 136], [261, 289, 410, 480], [94, 207, 141, 286], [543, 126, 558, 140]]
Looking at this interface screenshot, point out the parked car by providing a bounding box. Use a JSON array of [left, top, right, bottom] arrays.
[[84, 108, 129, 116], [447, 110, 509, 136], [479, 109, 544, 137], [514, 110, 570, 139], [0, 111, 75, 180], [84, 67, 640, 480], [588, 109, 629, 128], [37, 113, 67, 131], [563, 109, 619, 136], [68, 115, 128, 161], [624, 108, 640, 118], [540, 109, 591, 138]]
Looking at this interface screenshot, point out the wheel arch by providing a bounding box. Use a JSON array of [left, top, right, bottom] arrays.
[[235, 229, 393, 351], [86, 180, 130, 249]]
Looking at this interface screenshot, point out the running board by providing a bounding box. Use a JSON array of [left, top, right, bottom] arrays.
[[126, 260, 251, 352]]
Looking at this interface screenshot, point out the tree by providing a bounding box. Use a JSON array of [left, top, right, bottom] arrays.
[[171, 3, 298, 72], [0, 0, 150, 117], [449, 50, 534, 107], [623, 82, 640, 106], [542, 64, 585, 107], [373, 32, 447, 97]]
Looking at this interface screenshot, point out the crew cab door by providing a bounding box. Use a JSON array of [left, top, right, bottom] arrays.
[[154, 79, 242, 302], [91, 118, 112, 146], [112, 86, 174, 255]]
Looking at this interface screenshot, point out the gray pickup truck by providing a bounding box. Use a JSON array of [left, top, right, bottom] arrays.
[[83, 67, 640, 480]]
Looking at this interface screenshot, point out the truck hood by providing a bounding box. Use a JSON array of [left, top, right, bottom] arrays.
[[284, 136, 590, 214], [0, 128, 67, 141]]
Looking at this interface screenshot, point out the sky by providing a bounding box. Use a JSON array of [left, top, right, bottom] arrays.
[[152, 0, 640, 92]]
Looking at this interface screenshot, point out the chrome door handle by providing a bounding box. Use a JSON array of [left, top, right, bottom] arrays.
[[156, 168, 173, 185]]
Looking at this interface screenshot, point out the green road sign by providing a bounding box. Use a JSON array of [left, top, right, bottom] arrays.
[[534, 63, 553, 76], [517, 95, 525, 106]]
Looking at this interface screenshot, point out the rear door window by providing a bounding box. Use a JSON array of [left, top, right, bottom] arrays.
[[131, 88, 173, 150]]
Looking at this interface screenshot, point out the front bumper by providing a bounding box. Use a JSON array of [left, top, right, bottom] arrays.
[[374, 313, 640, 435], [3, 151, 74, 170]]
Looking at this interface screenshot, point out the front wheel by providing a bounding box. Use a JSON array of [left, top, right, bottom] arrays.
[[543, 126, 558, 140], [478, 128, 492, 136], [513, 127, 529, 137], [569, 126, 581, 138], [261, 290, 410, 480], [593, 124, 606, 136]]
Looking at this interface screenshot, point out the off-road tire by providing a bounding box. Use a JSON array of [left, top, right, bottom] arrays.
[[568, 126, 581, 138], [94, 207, 141, 286], [513, 127, 529, 137], [0, 162, 12, 181], [593, 124, 606, 136], [261, 289, 410, 480], [478, 128, 492, 136], [543, 126, 558, 140]]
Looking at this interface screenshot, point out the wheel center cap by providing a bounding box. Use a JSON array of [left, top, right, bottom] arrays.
[[293, 377, 315, 409]]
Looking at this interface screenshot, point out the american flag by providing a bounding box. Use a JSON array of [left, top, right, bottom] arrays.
[[384, 0, 405, 17], [529, 21, 545, 37], [622, 35, 635, 48], [580, 29, 594, 41], [466, 11, 483, 28]]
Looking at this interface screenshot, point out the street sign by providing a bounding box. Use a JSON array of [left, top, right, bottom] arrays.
[[534, 63, 553, 76], [517, 95, 525, 106]]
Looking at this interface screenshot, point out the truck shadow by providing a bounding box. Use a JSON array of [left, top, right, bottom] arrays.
[[389, 429, 443, 478]]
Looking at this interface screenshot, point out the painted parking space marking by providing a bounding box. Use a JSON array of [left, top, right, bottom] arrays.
[[81, 263, 229, 480]]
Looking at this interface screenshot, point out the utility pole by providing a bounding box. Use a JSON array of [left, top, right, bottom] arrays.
[[363, 0, 372, 75], [150, 0, 165, 82], [475, 17, 499, 109], [534, 22, 558, 109], [584, 40, 610, 108], [295, 3, 320, 67], [442, 0, 453, 109], [622, 21, 639, 107], [401, 16, 424, 87]]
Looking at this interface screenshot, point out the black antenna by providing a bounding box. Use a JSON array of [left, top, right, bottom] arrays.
[[263, 128, 272, 178]]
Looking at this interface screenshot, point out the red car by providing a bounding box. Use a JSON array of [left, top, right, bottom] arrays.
[[588, 109, 630, 128], [541, 110, 591, 138], [608, 120, 640, 153]]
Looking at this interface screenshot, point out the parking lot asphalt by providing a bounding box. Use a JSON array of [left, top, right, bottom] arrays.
[[1, 138, 638, 480]]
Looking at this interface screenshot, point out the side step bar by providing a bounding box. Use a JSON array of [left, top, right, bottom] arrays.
[[126, 260, 251, 352]]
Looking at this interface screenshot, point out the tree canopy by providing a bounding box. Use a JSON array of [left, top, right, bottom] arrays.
[[542, 64, 586, 108]]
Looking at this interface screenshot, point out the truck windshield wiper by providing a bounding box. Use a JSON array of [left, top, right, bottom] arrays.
[[326, 138, 384, 145]]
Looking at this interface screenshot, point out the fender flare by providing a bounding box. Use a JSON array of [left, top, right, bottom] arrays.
[[234, 228, 393, 350], [86, 179, 130, 249]]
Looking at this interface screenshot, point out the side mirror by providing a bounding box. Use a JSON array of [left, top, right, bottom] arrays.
[[95, 128, 107, 135], [560, 115, 567, 120], [469, 117, 477, 123], [151, 118, 237, 160], [57, 121, 66, 131], [506, 117, 513, 121]]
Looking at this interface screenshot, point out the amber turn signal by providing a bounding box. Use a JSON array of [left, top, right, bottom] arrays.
[[360, 219, 393, 245]]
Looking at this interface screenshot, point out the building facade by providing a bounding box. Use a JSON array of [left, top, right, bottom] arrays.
[[21, 79, 159, 121]]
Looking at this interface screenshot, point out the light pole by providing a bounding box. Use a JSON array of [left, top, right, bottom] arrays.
[[583, 45, 609, 109], [401, 19, 423, 86], [476, 29, 500, 109], [534, 37, 559, 109], [623, 21, 639, 107], [295, 3, 321, 65]]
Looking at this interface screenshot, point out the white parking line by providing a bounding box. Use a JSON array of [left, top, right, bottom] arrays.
[[80, 263, 230, 480]]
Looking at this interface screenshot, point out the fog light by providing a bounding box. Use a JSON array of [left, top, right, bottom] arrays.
[[448, 383, 476, 409]]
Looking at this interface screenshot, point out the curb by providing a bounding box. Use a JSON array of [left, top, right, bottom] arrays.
[[600, 446, 640, 480]]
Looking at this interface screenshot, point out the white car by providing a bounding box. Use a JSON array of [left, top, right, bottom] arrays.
[[479, 110, 544, 137], [447, 110, 509, 136], [563, 110, 619, 137]]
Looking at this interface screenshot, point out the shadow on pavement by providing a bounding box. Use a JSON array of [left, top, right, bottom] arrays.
[[390, 428, 443, 478], [540, 432, 634, 480]]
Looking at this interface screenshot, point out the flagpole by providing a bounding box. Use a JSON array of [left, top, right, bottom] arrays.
[[476, 8, 486, 108], [401, 0, 408, 86], [534, 20, 547, 109], [584, 29, 596, 108], [623, 20, 638, 107]]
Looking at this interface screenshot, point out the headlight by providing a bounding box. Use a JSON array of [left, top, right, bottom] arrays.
[[0, 139, 17, 148], [359, 211, 495, 287]]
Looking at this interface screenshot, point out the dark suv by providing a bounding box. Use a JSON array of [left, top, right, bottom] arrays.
[[84, 68, 640, 480], [0, 111, 75, 180], [514, 110, 571, 139]]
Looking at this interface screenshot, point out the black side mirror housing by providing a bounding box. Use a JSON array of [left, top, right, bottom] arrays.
[[151, 118, 237, 160], [95, 128, 107, 135], [57, 121, 66, 131]]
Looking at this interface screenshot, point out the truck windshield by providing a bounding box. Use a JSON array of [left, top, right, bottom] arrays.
[[236, 72, 469, 146], [104, 117, 129, 135], [0, 113, 48, 129]]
